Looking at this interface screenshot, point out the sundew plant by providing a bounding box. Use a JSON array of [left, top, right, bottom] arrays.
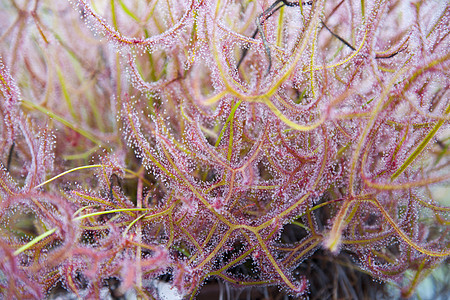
[[0, 0, 449, 299]]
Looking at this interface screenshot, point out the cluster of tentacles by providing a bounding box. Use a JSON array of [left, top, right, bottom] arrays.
[[0, 0, 448, 298]]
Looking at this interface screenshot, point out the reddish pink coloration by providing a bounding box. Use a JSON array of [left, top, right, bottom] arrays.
[[0, 0, 449, 298]]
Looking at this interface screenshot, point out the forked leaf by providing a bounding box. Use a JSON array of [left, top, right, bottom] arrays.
[[391, 103, 450, 181]]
